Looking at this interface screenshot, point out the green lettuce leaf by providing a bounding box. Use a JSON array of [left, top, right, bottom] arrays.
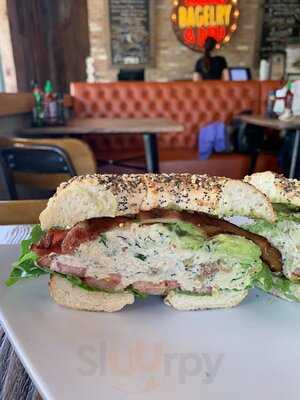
[[6, 225, 48, 287], [254, 264, 299, 302], [127, 287, 149, 299], [65, 274, 101, 292], [273, 203, 300, 222]]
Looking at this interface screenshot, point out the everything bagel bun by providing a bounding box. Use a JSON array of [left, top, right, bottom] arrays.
[[164, 289, 249, 311], [49, 275, 248, 312], [40, 173, 275, 230], [49, 274, 135, 312], [244, 171, 300, 207]]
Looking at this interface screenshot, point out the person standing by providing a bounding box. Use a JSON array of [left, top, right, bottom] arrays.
[[193, 37, 228, 81]]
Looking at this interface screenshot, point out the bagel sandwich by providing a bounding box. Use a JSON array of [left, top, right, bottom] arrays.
[[242, 171, 300, 301], [7, 173, 280, 311]]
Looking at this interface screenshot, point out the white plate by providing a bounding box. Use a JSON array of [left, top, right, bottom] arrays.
[[1, 245, 300, 400]]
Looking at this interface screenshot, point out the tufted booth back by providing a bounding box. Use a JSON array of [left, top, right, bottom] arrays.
[[70, 81, 282, 153]]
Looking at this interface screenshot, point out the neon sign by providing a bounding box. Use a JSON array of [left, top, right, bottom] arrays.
[[171, 0, 240, 51]]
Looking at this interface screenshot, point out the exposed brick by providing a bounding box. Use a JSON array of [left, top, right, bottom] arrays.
[[86, 0, 261, 81]]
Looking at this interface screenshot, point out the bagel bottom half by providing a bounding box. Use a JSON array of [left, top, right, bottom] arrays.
[[164, 289, 248, 311], [49, 275, 248, 312], [49, 275, 135, 312]]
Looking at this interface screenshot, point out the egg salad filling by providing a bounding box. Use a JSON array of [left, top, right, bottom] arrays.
[[7, 220, 271, 299]]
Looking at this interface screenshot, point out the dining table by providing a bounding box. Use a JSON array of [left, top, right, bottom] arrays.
[[19, 117, 184, 173], [0, 225, 41, 400], [237, 114, 300, 178], [1, 225, 300, 400]]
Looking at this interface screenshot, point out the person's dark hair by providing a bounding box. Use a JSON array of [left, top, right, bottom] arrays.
[[202, 37, 217, 73]]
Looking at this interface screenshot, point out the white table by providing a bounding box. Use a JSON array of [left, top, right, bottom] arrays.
[[19, 118, 184, 173], [1, 226, 300, 400], [0, 225, 40, 400]]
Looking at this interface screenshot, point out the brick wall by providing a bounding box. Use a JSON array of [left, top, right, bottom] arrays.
[[147, 0, 264, 81], [0, 0, 264, 87], [79, 0, 263, 82]]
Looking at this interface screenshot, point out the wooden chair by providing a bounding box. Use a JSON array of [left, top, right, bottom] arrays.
[[0, 137, 11, 147], [13, 137, 97, 175], [0, 144, 77, 199], [0, 138, 97, 194], [0, 200, 47, 224]]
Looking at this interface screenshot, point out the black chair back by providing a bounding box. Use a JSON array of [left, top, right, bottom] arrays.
[[0, 145, 76, 200]]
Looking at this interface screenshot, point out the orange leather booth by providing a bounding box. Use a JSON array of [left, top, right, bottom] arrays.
[[70, 80, 282, 177]]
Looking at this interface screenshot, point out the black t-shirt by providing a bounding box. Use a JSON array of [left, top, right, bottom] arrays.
[[195, 56, 227, 80]]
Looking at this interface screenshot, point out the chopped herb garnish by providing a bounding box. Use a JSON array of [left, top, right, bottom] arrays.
[[117, 236, 128, 242], [130, 286, 149, 299], [166, 223, 187, 237], [135, 253, 147, 261], [99, 234, 108, 247]]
